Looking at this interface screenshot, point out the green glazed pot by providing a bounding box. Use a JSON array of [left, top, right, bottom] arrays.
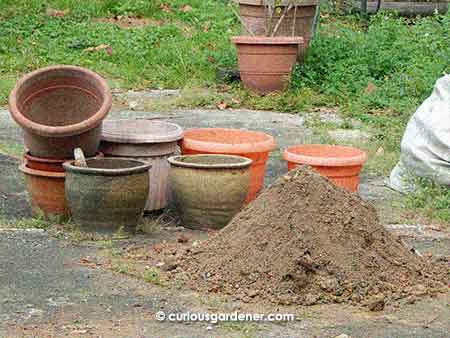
[[168, 154, 252, 230], [63, 157, 151, 233]]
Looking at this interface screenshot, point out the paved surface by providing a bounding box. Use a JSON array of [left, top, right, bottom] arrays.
[[0, 154, 30, 220], [0, 228, 449, 338], [0, 101, 449, 338]]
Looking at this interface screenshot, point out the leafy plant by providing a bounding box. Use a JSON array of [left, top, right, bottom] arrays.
[[142, 268, 162, 285]]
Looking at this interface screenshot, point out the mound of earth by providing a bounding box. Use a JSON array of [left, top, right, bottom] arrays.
[[176, 166, 448, 306]]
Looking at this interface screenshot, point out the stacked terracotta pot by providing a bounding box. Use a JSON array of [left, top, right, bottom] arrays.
[[232, 0, 319, 94], [9, 65, 112, 219]]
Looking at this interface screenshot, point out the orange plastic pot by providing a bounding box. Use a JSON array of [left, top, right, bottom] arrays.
[[180, 128, 276, 203], [19, 164, 69, 219], [283, 144, 368, 192]]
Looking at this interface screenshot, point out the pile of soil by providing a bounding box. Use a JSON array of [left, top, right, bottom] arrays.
[[176, 166, 448, 306]]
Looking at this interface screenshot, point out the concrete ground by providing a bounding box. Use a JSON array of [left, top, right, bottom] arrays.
[[0, 92, 449, 338]]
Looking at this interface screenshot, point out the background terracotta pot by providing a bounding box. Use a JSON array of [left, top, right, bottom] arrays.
[[99, 119, 183, 212], [19, 164, 69, 219], [24, 151, 103, 172], [9, 65, 111, 158], [168, 154, 252, 230], [63, 158, 151, 233], [180, 128, 276, 203], [231, 36, 303, 94], [237, 0, 318, 61], [283, 144, 368, 192]]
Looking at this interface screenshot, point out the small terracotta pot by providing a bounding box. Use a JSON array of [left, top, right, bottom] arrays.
[[9, 65, 112, 158], [237, 0, 318, 61], [63, 158, 151, 233], [180, 128, 276, 203], [283, 144, 368, 192], [168, 154, 252, 230], [19, 164, 69, 219], [231, 36, 303, 94], [24, 151, 103, 172]]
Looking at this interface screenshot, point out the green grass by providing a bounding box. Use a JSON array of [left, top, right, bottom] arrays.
[[0, 213, 59, 229], [404, 177, 450, 223], [0, 0, 238, 102], [0, 141, 24, 158]]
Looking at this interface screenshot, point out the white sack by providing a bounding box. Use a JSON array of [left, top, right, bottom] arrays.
[[389, 74, 450, 193]]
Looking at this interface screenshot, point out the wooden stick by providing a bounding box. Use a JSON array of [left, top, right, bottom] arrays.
[[74, 148, 88, 167], [271, 3, 293, 37], [230, 5, 255, 36], [292, 5, 297, 36], [311, 2, 320, 38], [265, 0, 274, 37]]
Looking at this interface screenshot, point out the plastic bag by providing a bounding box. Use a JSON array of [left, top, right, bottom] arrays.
[[389, 75, 450, 193]]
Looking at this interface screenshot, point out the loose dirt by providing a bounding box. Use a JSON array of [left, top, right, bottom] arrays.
[[175, 166, 448, 307]]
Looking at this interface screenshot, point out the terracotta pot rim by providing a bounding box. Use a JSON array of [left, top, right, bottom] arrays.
[[101, 119, 184, 144], [24, 151, 103, 163], [182, 128, 277, 154], [168, 154, 253, 169], [231, 35, 304, 45], [283, 144, 368, 167], [9, 65, 112, 137], [236, 0, 318, 6], [63, 157, 151, 176], [19, 164, 66, 178]]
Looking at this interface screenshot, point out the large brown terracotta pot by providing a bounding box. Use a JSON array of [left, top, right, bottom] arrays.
[[237, 0, 318, 61], [9, 65, 111, 158], [231, 36, 303, 94]]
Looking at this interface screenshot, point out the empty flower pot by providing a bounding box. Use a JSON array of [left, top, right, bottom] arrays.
[[168, 154, 252, 230], [24, 151, 103, 172], [99, 119, 184, 212], [283, 144, 368, 192], [19, 164, 69, 219], [231, 36, 303, 94], [9, 65, 112, 158], [180, 128, 276, 203], [63, 158, 151, 233]]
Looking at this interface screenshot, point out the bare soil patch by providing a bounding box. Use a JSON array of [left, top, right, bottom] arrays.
[[95, 16, 161, 29]]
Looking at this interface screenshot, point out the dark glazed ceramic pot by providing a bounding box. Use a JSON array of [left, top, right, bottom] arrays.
[[9, 65, 112, 158], [168, 154, 252, 230], [63, 158, 151, 233]]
